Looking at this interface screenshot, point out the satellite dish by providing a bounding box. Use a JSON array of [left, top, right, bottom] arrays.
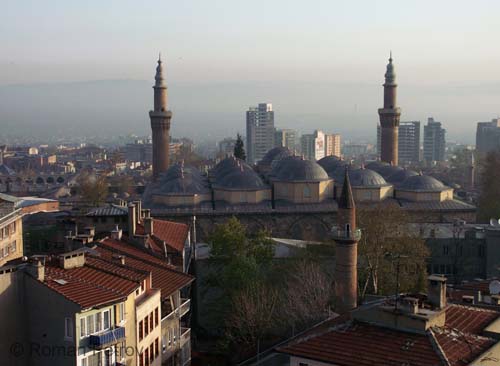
[[489, 280, 500, 295], [490, 218, 498, 227], [498, 219, 500, 226]]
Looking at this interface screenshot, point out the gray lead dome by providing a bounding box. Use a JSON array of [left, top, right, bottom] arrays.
[[273, 156, 329, 181], [349, 168, 389, 187], [400, 175, 447, 192]]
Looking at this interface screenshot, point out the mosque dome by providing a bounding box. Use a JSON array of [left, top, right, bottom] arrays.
[[317, 156, 346, 177], [216, 169, 266, 190], [399, 174, 447, 192], [386, 169, 418, 185], [349, 168, 389, 187], [273, 157, 329, 182]]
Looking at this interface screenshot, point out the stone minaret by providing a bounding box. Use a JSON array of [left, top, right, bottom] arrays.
[[333, 168, 360, 312], [149, 54, 172, 180], [378, 53, 401, 166]]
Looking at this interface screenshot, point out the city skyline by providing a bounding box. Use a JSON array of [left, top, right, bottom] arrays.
[[2, 1, 500, 144]]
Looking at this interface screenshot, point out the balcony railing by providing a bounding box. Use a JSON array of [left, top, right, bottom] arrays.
[[179, 299, 191, 318], [331, 227, 362, 241], [89, 326, 125, 349], [180, 327, 191, 347]]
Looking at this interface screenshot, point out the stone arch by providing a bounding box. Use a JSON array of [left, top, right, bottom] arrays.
[[57, 176, 65, 184], [46, 176, 55, 184], [36, 177, 44, 184], [288, 214, 331, 242]]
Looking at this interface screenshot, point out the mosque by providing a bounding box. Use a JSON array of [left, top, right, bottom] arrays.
[[142, 55, 475, 241]]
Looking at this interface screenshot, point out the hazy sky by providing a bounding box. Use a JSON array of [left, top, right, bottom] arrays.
[[1, 0, 500, 143]]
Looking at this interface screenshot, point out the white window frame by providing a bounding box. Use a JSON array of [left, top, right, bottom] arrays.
[[103, 309, 110, 331], [80, 317, 86, 339]]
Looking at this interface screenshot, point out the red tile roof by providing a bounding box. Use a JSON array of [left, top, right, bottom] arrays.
[[445, 304, 499, 335], [277, 304, 500, 366], [278, 321, 443, 366], [42, 255, 145, 309], [135, 219, 189, 253], [433, 328, 495, 366], [97, 238, 194, 300]]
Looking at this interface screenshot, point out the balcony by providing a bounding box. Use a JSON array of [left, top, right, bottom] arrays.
[[180, 327, 191, 348], [331, 227, 362, 242], [89, 326, 125, 349], [179, 298, 191, 318]]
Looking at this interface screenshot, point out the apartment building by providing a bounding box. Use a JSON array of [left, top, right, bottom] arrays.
[[324, 133, 341, 158], [0, 219, 193, 366], [0, 193, 59, 266], [96, 234, 194, 366]]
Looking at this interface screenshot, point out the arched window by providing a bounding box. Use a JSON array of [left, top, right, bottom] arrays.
[[303, 185, 311, 198], [345, 223, 351, 236]]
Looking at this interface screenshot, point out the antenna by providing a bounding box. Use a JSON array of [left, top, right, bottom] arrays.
[[489, 280, 500, 295]]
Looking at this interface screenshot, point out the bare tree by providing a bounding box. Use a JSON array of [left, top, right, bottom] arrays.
[[225, 282, 280, 349], [281, 260, 333, 328], [357, 204, 429, 299]]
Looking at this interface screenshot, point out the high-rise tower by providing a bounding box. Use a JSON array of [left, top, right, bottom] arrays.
[[149, 54, 172, 180], [333, 168, 360, 313], [378, 53, 401, 165]]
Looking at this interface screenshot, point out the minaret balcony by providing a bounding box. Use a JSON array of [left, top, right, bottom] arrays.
[[331, 226, 361, 242]]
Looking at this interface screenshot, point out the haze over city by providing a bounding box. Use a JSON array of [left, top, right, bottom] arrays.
[[2, 0, 500, 143]]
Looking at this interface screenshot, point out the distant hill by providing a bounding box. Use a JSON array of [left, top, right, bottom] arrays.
[[0, 79, 495, 144]]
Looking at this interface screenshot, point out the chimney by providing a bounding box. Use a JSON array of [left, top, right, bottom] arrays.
[[134, 201, 142, 221], [83, 226, 95, 239], [400, 296, 419, 315], [59, 251, 85, 269], [144, 209, 153, 235], [26, 259, 45, 282], [64, 231, 74, 252], [428, 275, 447, 309], [128, 203, 136, 237], [111, 225, 123, 240]]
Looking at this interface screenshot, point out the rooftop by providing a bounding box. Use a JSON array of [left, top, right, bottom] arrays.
[[96, 238, 193, 300]]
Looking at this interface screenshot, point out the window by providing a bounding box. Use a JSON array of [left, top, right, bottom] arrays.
[[118, 303, 125, 324], [103, 310, 110, 330], [144, 316, 149, 336], [303, 186, 311, 198], [95, 312, 102, 333], [65, 317, 73, 340], [154, 308, 159, 327], [150, 344, 154, 362], [150, 311, 154, 331], [80, 318, 86, 338], [86, 314, 95, 335], [443, 245, 449, 256], [144, 349, 149, 366], [168, 329, 172, 346], [155, 338, 159, 358], [139, 321, 144, 341], [162, 336, 167, 352], [10, 241, 16, 253], [82, 358, 87, 366], [139, 353, 144, 366]]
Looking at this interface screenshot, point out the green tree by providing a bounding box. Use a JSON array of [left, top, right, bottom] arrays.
[[478, 151, 500, 222], [234, 134, 246, 161]]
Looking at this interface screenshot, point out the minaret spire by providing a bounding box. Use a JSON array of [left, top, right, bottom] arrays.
[[378, 53, 401, 165], [149, 54, 172, 180], [333, 166, 360, 313]]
